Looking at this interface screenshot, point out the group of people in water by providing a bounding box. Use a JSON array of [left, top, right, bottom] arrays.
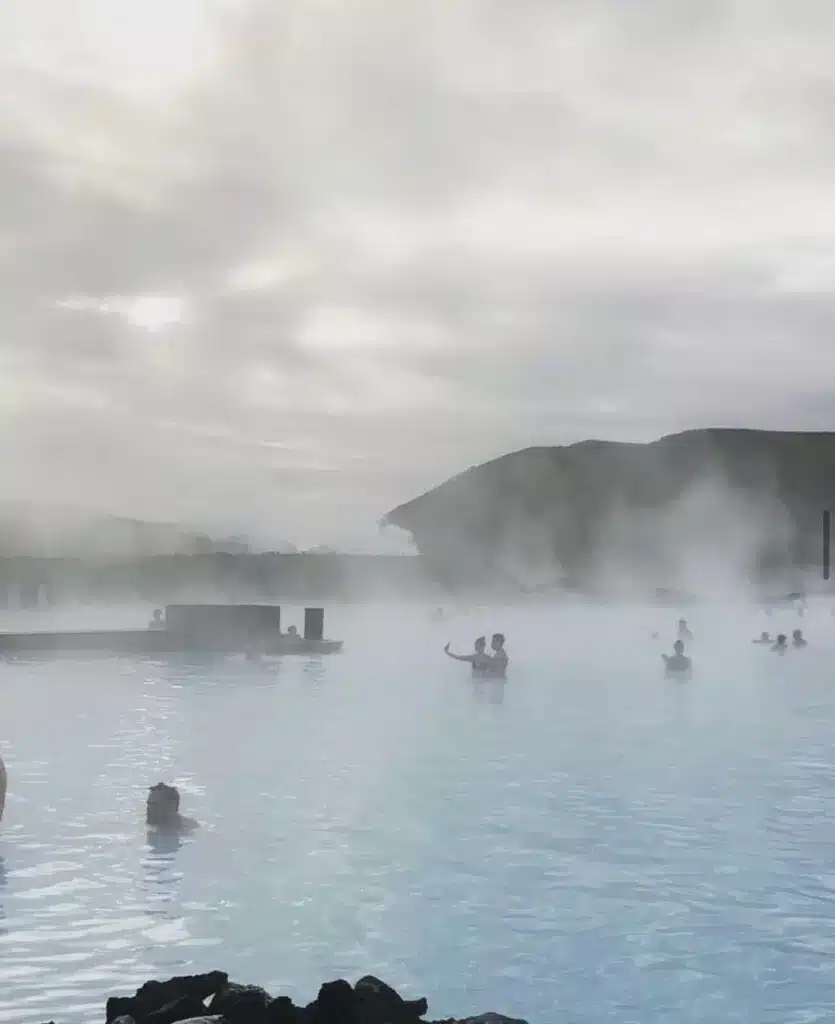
[[657, 619, 693, 678], [657, 614, 812, 680], [441, 609, 814, 685], [0, 601, 820, 835], [444, 633, 509, 679], [752, 628, 807, 652]]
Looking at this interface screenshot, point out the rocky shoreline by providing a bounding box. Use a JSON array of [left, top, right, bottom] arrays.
[[45, 971, 527, 1024]]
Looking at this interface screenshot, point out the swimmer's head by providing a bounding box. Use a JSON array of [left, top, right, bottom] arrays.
[[776, 634, 787, 645], [673, 640, 685, 655], [287, 625, 298, 636], [474, 636, 486, 652], [491, 633, 505, 650], [760, 632, 770, 641], [146, 783, 180, 826], [153, 609, 163, 622], [793, 629, 803, 640]]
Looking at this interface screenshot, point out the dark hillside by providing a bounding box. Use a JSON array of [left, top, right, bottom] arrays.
[[383, 429, 835, 591]]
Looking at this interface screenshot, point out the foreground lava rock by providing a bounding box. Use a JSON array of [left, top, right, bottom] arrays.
[[51, 970, 530, 1024]]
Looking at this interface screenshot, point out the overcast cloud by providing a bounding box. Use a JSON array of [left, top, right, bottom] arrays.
[[2, 0, 835, 549]]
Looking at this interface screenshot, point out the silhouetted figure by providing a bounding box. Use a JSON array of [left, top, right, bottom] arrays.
[[753, 631, 772, 645], [772, 634, 788, 654], [445, 637, 492, 675], [489, 633, 509, 679], [146, 783, 197, 835], [148, 609, 165, 630], [0, 754, 6, 822], [662, 639, 691, 679], [792, 628, 808, 648], [678, 619, 693, 644], [286, 625, 298, 637]]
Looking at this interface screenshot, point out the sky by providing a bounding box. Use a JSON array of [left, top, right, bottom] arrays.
[[2, 0, 835, 551]]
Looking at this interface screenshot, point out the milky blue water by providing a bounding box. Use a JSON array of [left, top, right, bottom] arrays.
[[2, 600, 835, 1024]]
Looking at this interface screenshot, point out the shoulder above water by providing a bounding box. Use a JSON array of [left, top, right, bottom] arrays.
[[147, 814, 199, 836]]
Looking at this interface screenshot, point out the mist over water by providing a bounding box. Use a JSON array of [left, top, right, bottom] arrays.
[[1, 598, 834, 1023]]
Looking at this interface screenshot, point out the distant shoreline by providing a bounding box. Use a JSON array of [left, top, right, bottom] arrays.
[[0, 550, 820, 608]]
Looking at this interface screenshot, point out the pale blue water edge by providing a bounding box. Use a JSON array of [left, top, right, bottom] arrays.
[[2, 601, 835, 1024]]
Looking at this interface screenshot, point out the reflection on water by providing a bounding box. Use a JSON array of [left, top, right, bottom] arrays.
[[1, 602, 835, 1023], [145, 831, 184, 858], [141, 831, 183, 920], [471, 680, 505, 705], [301, 658, 327, 686]]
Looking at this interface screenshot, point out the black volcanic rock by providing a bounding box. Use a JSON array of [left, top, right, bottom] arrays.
[[106, 971, 228, 1023], [309, 979, 357, 1024], [99, 971, 522, 1024], [265, 996, 299, 1024], [209, 982, 273, 1022], [383, 428, 835, 590], [354, 975, 428, 1024], [145, 994, 211, 1024]]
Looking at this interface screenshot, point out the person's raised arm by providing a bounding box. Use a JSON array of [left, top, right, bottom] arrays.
[[444, 643, 473, 663]]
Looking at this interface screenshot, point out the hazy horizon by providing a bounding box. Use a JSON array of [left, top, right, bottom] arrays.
[[3, 1, 835, 551]]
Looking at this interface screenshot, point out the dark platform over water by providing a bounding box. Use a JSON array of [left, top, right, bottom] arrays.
[[0, 604, 343, 657]]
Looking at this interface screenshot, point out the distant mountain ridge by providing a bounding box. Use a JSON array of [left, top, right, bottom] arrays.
[[383, 428, 835, 591], [0, 504, 250, 558]]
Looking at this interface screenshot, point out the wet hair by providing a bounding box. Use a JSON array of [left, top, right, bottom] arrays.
[[146, 783, 180, 825], [776, 634, 787, 644], [491, 633, 505, 647], [793, 629, 803, 639], [474, 636, 486, 649], [673, 640, 684, 654]]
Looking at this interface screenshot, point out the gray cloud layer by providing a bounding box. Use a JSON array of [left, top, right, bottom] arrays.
[[2, 0, 835, 549]]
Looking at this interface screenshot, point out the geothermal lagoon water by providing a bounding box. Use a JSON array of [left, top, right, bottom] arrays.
[[2, 601, 835, 1023]]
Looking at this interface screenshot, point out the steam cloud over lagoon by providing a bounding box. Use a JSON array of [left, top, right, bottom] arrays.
[[3, 1, 835, 549]]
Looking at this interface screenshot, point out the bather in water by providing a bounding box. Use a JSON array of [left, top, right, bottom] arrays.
[[792, 629, 808, 648], [662, 639, 691, 679], [772, 634, 788, 654], [752, 631, 772, 645], [677, 619, 693, 644], [489, 633, 509, 679], [445, 636, 492, 675], [146, 783, 198, 835], [148, 609, 165, 630]]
